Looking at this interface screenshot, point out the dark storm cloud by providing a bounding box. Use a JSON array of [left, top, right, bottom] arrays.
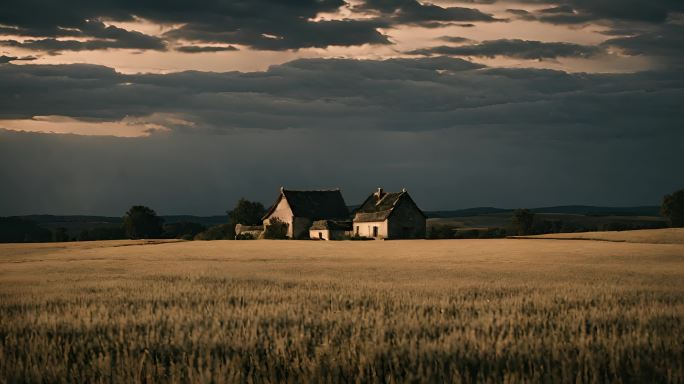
[[163, 18, 391, 50], [175, 45, 238, 53], [602, 23, 684, 64], [1, 57, 682, 138], [508, 0, 684, 25], [2, 118, 683, 216], [0, 0, 393, 52], [1, 56, 683, 215], [0, 55, 36, 63], [408, 39, 604, 59], [358, 0, 500, 27], [0, 35, 166, 54], [0, 20, 166, 53], [438, 36, 473, 44]]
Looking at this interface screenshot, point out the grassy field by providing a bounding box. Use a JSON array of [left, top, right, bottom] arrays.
[[1, 235, 683, 382], [514, 228, 684, 244]]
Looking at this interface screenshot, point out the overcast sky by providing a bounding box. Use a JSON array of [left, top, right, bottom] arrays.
[[1, 0, 683, 215]]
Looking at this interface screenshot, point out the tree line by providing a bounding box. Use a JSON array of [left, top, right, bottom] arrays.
[[2, 188, 683, 243], [428, 188, 684, 239], [0, 198, 267, 243]]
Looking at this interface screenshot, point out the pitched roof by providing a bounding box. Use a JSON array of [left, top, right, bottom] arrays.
[[263, 188, 350, 220], [310, 220, 352, 231], [353, 189, 426, 222]]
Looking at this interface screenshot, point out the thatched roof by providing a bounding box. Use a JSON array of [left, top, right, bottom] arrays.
[[353, 188, 425, 222], [310, 220, 352, 231], [263, 188, 350, 220]]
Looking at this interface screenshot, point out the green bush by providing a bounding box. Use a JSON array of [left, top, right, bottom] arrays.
[[162, 222, 206, 239], [0, 217, 52, 243], [77, 226, 126, 241], [263, 217, 288, 239], [235, 233, 256, 240], [428, 225, 456, 239], [194, 224, 234, 240], [662, 188, 684, 227]]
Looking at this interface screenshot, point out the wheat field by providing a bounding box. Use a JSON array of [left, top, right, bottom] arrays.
[[515, 227, 684, 244], [1, 237, 683, 383]]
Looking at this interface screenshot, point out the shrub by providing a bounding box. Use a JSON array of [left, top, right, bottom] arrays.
[[229, 198, 266, 227], [194, 224, 234, 240], [77, 226, 126, 241], [428, 225, 456, 239], [263, 217, 288, 239], [53, 227, 70, 242], [512, 209, 535, 235], [0, 217, 52, 243], [162, 222, 206, 239], [123, 206, 163, 239], [235, 233, 256, 240], [662, 188, 684, 227]]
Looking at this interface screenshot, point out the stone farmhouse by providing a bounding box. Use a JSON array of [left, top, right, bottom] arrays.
[[261, 188, 350, 239], [353, 188, 426, 239], [237, 186, 426, 240]]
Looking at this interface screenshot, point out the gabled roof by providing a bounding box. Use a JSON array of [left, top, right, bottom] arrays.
[[263, 188, 350, 220], [353, 189, 426, 222]]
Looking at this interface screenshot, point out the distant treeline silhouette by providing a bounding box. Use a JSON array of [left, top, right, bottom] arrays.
[[1, 188, 682, 243]]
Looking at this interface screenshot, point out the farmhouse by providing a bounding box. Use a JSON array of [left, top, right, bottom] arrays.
[[262, 187, 350, 239], [353, 188, 426, 239], [309, 220, 352, 240]]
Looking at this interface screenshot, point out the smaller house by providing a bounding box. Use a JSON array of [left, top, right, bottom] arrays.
[[353, 188, 426, 239], [309, 220, 352, 240]]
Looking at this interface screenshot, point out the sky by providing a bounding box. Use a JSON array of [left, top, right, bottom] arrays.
[[0, 0, 683, 215]]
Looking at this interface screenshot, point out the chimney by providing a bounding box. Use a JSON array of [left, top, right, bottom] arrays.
[[375, 187, 384, 197]]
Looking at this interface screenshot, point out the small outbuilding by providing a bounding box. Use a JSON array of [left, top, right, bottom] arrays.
[[309, 220, 352, 240], [262, 187, 350, 239], [353, 188, 426, 239], [234, 224, 264, 239]]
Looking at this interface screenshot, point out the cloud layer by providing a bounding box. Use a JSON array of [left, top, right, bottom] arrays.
[[0, 0, 503, 54], [1, 56, 683, 214], [1, 57, 682, 135], [409, 39, 603, 59]]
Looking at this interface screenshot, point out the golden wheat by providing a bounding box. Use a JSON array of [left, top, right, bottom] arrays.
[[1, 238, 683, 383]]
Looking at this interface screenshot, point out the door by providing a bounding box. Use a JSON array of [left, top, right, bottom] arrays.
[[372, 226, 378, 237]]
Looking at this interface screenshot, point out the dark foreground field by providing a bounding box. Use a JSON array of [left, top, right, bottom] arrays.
[[1, 234, 683, 382]]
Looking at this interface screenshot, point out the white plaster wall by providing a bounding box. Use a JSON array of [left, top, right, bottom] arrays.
[[353, 221, 388, 239], [263, 197, 294, 238], [309, 229, 330, 240]]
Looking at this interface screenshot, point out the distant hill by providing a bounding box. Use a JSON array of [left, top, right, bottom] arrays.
[[11, 214, 228, 237], [426, 207, 509, 218], [529, 205, 660, 216], [426, 205, 660, 218], [160, 215, 228, 226], [6, 206, 661, 237]]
